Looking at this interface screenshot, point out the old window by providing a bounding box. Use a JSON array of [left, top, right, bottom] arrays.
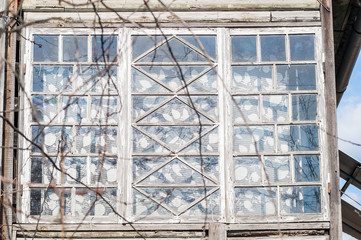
[[21, 28, 326, 223]]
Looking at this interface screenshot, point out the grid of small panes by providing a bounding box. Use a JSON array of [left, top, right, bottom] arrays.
[[231, 34, 322, 217], [131, 35, 220, 219], [29, 34, 119, 218]]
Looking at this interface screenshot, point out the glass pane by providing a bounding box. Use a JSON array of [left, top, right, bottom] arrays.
[[264, 156, 290, 183], [232, 36, 257, 62], [263, 95, 288, 122], [77, 65, 117, 93], [261, 35, 285, 61], [75, 127, 117, 154], [233, 96, 259, 122], [292, 94, 317, 121], [133, 156, 169, 181], [280, 186, 321, 214], [132, 68, 170, 93], [183, 190, 219, 216], [62, 96, 87, 123], [183, 156, 219, 181], [132, 96, 168, 120], [63, 35, 88, 62], [92, 35, 117, 62], [91, 157, 117, 185], [32, 95, 58, 123], [31, 157, 57, 184], [133, 189, 173, 216], [33, 65, 73, 92], [132, 128, 169, 154], [63, 157, 87, 184], [290, 35, 315, 61], [278, 124, 319, 152], [232, 66, 273, 92], [30, 188, 71, 216], [33, 35, 58, 62], [234, 126, 274, 153], [235, 187, 277, 215], [91, 96, 118, 123], [32, 126, 72, 153], [132, 35, 167, 60], [179, 95, 218, 120], [139, 38, 207, 63], [294, 155, 320, 182], [180, 127, 218, 154], [277, 64, 316, 91], [179, 35, 216, 59], [234, 157, 261, 184]]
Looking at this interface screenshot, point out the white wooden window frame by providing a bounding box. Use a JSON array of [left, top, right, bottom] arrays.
[[20, 27, 329, 224]]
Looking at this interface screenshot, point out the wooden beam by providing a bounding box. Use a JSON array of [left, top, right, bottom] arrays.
[[339, 150, 361, 190], [341, 199, 361, 239], [209, 223, 226, 240]]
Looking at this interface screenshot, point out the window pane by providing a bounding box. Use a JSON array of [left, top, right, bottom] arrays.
[[180, 35, 216, 59], [294, 155, 320, 182], [75, 126, 117, 154], [132, 35, 167, 60], [290, 35, 315, 61], [264, 156, 290, 183], [32, 126, 72, 153], [90, 96, 118, 123], [32, 95, 58, 123], [263, 95, 288, 122], [62, 96, 87, 123], [91, 157, 117, 185], [232, 65, 273, 92], [92, 35, 117, 62], [234, 157, 261, 184], [261, 35, 285, 61], [31, 157, 57, 184], [278, 124, 319, 152], [30, 188, 71, 216], [280, 186, 321, 214], [77, 65, 117, 93], [33, 65, 73, 92], [63, 157, 87, 184], [232, 36, 257, 62], [63, 35, 88, 62], [292, 94, 317, 121], [233, 96, 259, 122], [235, 187, 277, 215], [33, 35, 58, 62], [234, 126, 274, 153], [277, 64, 316, 91]]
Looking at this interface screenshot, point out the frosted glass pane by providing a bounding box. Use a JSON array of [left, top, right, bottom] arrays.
[[292, 94, 317, 121], [232, 36, 257, 62], [33, 65, 73, 92], [277, 64, 316, 91], [32, 95, 58, 123], [91, 96, 118, 123], [75, 127, 117, 154], [232, 66, 272, 92], [233, 96, 259, 122], [91, 157, 117, 185], [234, 126, 274, 153], [32, 126, 72, 153], [33, 35, 58, 62], [30, 188, 71, 216], [264, 156, 290, 183], [280, 186, 321, 214], [180, 128, 218, 154], [290, 35, 315, 61], [63, 157, 87, 184], [235, 187, 277, 215], [263, 95, 288, 122], [278, 124, 319, 152], [294, 155, 320, 182], [31, 157, 57, 184], [77, 65, 117, 93], [234, 157, 261, 184], [62, 96, 87, 123], [63, 35, 88, 62], [261, 35, 285, 61], [132, 128, 169, 154]]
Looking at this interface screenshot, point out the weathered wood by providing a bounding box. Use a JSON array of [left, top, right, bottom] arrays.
[[209, 223, 226, 240], [321, 0, 342, 239], [341, 199, 361, 239], [21, 0, 319, 11], [339, 150, 361, 190]]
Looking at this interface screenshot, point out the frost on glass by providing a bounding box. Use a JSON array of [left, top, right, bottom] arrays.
[[264, 156, 290, 183], [234, 126, 274, 153], [182, 190, 219, 216], [289, 35, 315, 61], [74, 188, 117, 216], [263, 95, 289, 122], [179, 95, 218, 120], [77, 65, 117, 93], [63, 35, 88, 62], [62, 96, 87, 123], [278, 124, 319, 152], [139, 98, 211, 124], [180, 128, 218, 154], [294, 155, 320, 182], [92, 35, 117, 62], [292, 94, 317, 121], [139, 38, 207, 63], [183, 156, 219, 181], [261, 35, 286, 61], [280, 186, 321, 214], [132, 96, 168, 120], [139, 125, 210, 151], [133, 189, 173, 216], [30, 188, 71, 216], [234, 157, 261, 184], [63, 157, 87, 184], [91, 157, 117, 185], [33, 65, 73, 92], [75, 127, 117, 154], [235, 187, 277, 215], [277, 64, 316, 91], [132, 68, 170, 93], [91, 96, 118, 123], [232, 36, 257, 62], [32, 126, 72, 153], [182, 69, 217, 93], [140, 158, 214, 185], [31, 157, 57, 184], [179, 35, 216, 60], [233, 96, 259, 123], [232, 66, 272, 92], [133, 157, 169, 181], [33, 35, 58, 62], [32, 95, 58, 123], [132, 128, 169, 154], [136, 187, 214, 214]]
